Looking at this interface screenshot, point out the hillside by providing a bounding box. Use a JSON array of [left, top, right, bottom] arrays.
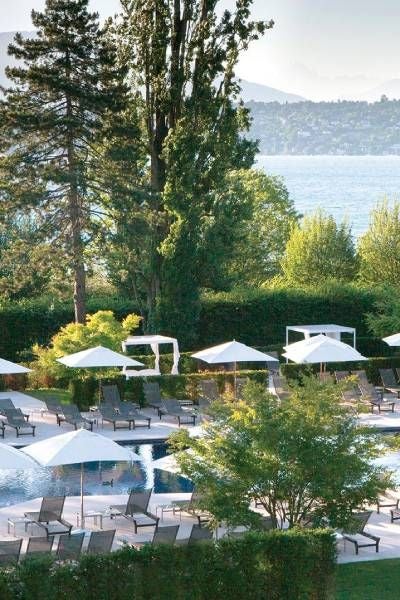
[[238, 79, 305, 103], [248, 99, 400, 155]]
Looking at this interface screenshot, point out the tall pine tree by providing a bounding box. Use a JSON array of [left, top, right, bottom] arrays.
[[110, 0, 272, 343], [0, 0, 127, 322]]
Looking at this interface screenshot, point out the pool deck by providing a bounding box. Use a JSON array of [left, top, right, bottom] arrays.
[[0, 492, 399, 564], [0, 391, 203, 447]]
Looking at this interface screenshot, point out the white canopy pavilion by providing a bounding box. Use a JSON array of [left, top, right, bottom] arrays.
[[121, 334, 180, 377], [285, 324, 356, 349]]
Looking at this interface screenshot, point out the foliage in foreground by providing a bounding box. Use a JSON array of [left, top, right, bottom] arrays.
[[170, 378, 390, 530], [0, 531, 335, 600]]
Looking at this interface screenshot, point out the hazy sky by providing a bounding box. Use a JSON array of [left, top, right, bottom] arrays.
[[1, 0, 400, 100]]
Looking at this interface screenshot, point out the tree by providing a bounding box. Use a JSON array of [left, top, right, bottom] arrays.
[[221, 169, 298, 287], [358, 200, 400, 287], [365, 287, 400, 337], [31, 310, 141, 383], [280, 210, 357, 287], [109, 1, 273, 342], [170, 378, 389, 530], [0, 0, 127, 322]]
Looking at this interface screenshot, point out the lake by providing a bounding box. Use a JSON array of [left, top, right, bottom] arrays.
[[256, 155, 400, 237]]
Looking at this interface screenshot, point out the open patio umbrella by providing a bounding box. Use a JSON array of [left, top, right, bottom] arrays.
[[0, 358, 31, 375], [191, 340, 278, 397], [57, 346, 144, 401], [21, 429, 140, 525], [0, 441, 38, 470], [383, 333, 400, 347], [283, 334, 367, 372]]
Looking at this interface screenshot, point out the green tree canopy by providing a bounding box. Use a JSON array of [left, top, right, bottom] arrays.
[[31, 310, 141, 383], [358, 200, 400, 287], [0, 0, 127, 322], [106, 0, 273, 343], [220, 169, 298, 287], [170, 378, 389, 530], [280, 210, 357, 287]]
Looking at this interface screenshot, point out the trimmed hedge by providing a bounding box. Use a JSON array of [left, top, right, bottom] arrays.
[[69, 370, 267, 410], [0, 530, 335, 599], [0, 286, 384, 361], [198, 286, 377, 348]]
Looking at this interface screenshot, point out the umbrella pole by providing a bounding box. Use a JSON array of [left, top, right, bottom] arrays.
[[80, 462, 84, 527], [234, 362, 237, 400]]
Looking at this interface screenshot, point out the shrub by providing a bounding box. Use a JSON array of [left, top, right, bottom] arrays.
[[0, 531, 335, 599]]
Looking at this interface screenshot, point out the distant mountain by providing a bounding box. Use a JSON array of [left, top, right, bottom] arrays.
[[238, 79, 306, 103], [358, 79, 400, 102]]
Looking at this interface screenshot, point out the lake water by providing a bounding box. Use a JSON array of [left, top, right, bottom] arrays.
[[256, 155, 400, 237], [0, 443, 192, 509]]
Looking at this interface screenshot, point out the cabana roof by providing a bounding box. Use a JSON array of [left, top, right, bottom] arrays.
[[287, 324, 355, 335]]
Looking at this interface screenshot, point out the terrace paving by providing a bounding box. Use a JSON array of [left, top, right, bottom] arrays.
[[0, 391, 202, 446]]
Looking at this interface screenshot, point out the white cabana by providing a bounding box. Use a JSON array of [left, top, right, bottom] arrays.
[[283, 334, 366, 370], [286, 324, 356, 350], [22, 429, 140, 524], [383, 333, 400, 346], [121, 335, 180, 377]]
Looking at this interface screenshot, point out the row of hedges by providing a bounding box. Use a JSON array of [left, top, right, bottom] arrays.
[[68, 370, 267, 410], [0, 286, 383, 361], [0, 530, 335, 600]]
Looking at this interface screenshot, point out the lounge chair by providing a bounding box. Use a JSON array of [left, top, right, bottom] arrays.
[[58, 404, 94, 431], [182, 524, 214, 545], [235, 377, 248, 400], [86, 529, 116, 555], [0, 398, 29, 421], [352, 370, 369, 385], [342, 511, 380, 554], [198, 380, 220, 403], [101, 384, 131, 410], [143, 382, 166, 416], [25, 536, 54, 558], [334, 370, 350, 382], [99, 405, 135, 430], [57, 532, 85, 561], [117, 402, 151, 429], [377, 490, 400, 513], [2, 409, 36, 436], [25, 496, 73, 539], [160, 399, 197, 427], [134, 525, 180, 548], [318, 372, 334, 383], [271, 375, 291, 401], [0, 539, 22, 565], [379, 369, 400, 397], [359, 382, 395, 413], [44, 398, 64, 423], [172, 491, 210, 526], [109, 489, 159, 534]]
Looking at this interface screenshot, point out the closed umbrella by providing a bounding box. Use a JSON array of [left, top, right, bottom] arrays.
[[192, 340, 278, 397], [283, 334, 367, 372], [21, 429, 140, 524]]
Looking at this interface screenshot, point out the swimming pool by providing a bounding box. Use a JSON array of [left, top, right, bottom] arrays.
[[0, 443, 193, 508]]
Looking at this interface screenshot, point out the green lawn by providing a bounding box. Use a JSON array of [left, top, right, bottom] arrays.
[[27, 388, 71, 404], [336, 559, 400, 599]]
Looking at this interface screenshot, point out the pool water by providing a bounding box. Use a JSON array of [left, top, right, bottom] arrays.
[[0, 444, 193, 508]]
